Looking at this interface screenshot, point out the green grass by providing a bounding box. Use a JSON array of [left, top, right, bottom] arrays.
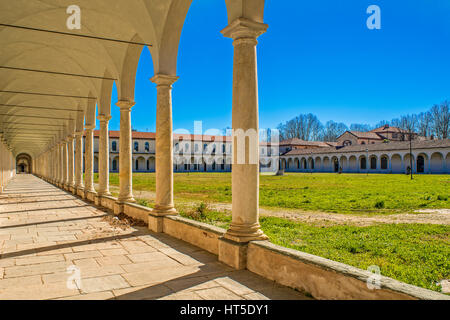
[[178, 203, 449, 292], [95, 172, 450, 214], [90, 172, 450, 292]]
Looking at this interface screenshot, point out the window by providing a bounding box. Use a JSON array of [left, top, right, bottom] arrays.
[[361, 141, 366, 145], [174, 143, 179, 152], [222, 144, 225, 153], [195, 144, 199, 152], [392, 133, 398, 139], [147, 159, 150, 170], [370, 157, 377, 169], [112, 141, 117, 151], [203, 143, 207, 151], [112, 159, 117, 171], [185, 143, 189, 152], [134, 141, 139, 152], [212, 144, 216, 153], [135, 159, 139, 170], [145, 142, 149, 152], [261, 148, 265, 155]]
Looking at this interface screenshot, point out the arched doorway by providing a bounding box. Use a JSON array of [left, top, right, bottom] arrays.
[[417, 155, 425, 173], [16, 153, 32, 174]]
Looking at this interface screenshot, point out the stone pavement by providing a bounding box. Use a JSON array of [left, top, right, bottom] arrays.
[[0, 174, 309, 300]]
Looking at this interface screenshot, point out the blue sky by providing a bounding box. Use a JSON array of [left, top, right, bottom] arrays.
[[104, 0, 450, 134]]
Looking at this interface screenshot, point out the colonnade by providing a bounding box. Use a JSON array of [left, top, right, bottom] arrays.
[[31, 15, 269, 253], [0, 136, 16, 193], [282, 150, 450, 174]]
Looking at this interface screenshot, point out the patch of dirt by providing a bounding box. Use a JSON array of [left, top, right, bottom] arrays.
[[97, 184, 450, 226], [101, 212, 147, 230]]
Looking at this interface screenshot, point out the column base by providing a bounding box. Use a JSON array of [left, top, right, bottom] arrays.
[[84, 190, 97, 201], [76, 187, 85, 198], [218, 237, 248, 270], [152, 205, 177, 216], [223, 222, 268, 243]]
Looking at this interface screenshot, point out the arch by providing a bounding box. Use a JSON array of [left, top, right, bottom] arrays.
[[287, 158, 293, 170], [301, 158, 307, 170], [135, 156, 146, 171], [403, 154, 415, 174], [16, 153, 32, 174], [370, 155, 377, 170], [391, 154, 402, 173], [380, 154, 389, 170], [359, 155, 367, 171], [331, 156, 339, 172], [430, 152, 444, 173], [323, 157, 330, 172], [308, 157, 314, 170], [295, 158, 300, 170], [315, 157, 322, 172], [416, 154, 427, 173], [339, 156, 347, 172], [348, 155, 357, 172]]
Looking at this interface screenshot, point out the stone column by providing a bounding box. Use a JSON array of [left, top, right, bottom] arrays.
[[62, 141, 68, 187], [116, 100, 134, 204], [68, 135, 75, 189], [84, 125, 96, 194], [55, 145, 60, 184], [74, 132, 84, 190], [97, 114, 112, 196], [60, 142, 65, 185], [221, 18, 268, 243], [150, 74, 178, 216]]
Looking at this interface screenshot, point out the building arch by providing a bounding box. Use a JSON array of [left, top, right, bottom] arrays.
[[323, 157, 330, 172], [391, 154, 402, 173], [416, 153, 428, 173], [430, 152, 444, 173], [16, 153, 32, 174], [348, 155, 357, 172], [380, 154, 389, 170], [369, 155, 377, 170]]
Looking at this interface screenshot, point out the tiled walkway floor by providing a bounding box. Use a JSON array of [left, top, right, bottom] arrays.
[[0, 174, 308, 300]]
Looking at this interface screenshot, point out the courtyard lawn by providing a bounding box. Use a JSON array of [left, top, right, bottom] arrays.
[[92, 172, 450, 292], [178, 205, 449, 292], [95, 172, 450, 214]]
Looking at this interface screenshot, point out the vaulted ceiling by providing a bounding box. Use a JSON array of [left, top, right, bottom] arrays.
[[0, 0, 265, 158]]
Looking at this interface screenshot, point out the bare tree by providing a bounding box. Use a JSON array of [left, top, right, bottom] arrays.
[[277, 113, 323, 141], [417, 111, 433, 138], [321, 121, 348, 142], [431, 101, 450, 139], [350, 123, 372, 132]]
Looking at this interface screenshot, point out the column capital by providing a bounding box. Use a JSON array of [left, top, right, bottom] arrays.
[[97, 114, 112, 122], [73, 131, 83, 137], [221, 18, 268, 41], [116, 100, 135, 110], [150, 74, 179, 87], [84, 125, 96, 130]]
